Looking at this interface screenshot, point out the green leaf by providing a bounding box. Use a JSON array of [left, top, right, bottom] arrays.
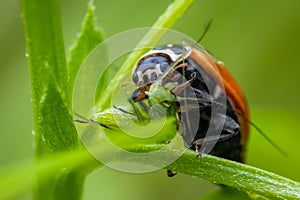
[[67, 0, 104, 91]]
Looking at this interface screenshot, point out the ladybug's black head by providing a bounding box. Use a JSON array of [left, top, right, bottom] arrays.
[[131, 84, 151, 102]]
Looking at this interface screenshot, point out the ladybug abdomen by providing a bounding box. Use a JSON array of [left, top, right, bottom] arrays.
[[174, 56, 243, 162]]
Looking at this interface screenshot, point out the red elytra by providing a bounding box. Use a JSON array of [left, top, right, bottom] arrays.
[[189, 48, 249, 159]]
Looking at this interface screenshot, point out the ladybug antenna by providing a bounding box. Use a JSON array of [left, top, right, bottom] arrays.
[[197, 19, 213, 44], [74, 112, 110, 129], [235, 112, 288, 157], [159, 55, 185, 82], [121, 82, 136, 87]]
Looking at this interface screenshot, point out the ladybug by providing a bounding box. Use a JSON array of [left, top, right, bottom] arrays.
[[130, 41, 249, 169]]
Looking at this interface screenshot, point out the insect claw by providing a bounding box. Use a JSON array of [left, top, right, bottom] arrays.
[[197, 152, 202, 158], [167, 169, 177, 177]]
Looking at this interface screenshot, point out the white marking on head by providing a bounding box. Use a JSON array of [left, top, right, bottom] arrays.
[[136, 64, 163, 84], [138, 47, 192, 63]]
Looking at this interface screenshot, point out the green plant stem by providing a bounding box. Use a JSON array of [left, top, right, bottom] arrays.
[[96, 0, 195, 110], [0, 150, 99, 200], [21, 0, 83, 199], [1, 141, 300, 200], [168, 151, 300, 200]]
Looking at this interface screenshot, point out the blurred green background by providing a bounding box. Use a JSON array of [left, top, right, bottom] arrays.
[[1, 0, 300, 199]]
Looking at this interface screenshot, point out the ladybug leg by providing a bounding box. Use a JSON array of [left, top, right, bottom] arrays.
[[171, 78, 194, 95], [167, 169, 177, 177], [192, 114, 240, 155], [193, 130, 240, 150], [193, 139, 205, 158], [173, 63, 188, 70], [167, 73, 182, 82], [194, 139, 203, 152], [163, 63, 188, 82]]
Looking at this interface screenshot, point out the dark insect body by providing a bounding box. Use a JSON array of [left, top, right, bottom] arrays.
[[130, 42, 249, 167]]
